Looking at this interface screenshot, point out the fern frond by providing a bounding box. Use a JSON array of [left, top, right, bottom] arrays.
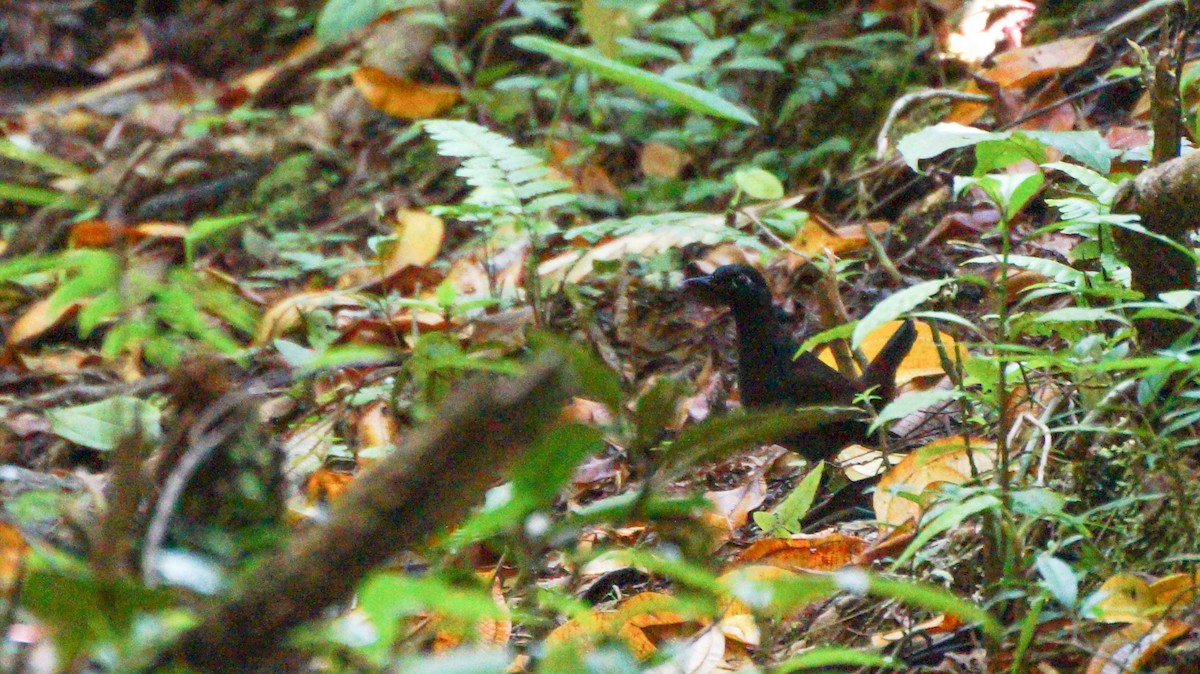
[[423, 120, 575, 216]]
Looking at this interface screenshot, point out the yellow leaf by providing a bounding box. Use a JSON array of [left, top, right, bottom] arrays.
[[874, 436, 996, 526], [1092, 574, 1155, 624], [381, 209, 444, 275], [255, 290, 366, 344], [818, 320, 959, 387]]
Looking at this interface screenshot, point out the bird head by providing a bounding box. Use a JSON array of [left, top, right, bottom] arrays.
[[683, 264, 773, 310]]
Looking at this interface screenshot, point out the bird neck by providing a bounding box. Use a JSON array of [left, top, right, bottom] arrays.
[[729, 299, 797, 405]]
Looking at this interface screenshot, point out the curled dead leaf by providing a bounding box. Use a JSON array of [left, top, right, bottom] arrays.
[[1085, 619, 1190, 674], [8, 298, 85, 347]]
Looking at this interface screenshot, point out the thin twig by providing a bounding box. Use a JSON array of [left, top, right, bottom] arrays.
[[875, 89, 991, 159]]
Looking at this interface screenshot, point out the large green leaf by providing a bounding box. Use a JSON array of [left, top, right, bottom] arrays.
[[512, 35, 758, 125], [45, 396, 162, 451], [314, 0, 394, 42]]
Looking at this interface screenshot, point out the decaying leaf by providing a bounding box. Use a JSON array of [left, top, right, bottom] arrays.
[[1085, 619, 1189, 674], [8, 297, 86, 346]]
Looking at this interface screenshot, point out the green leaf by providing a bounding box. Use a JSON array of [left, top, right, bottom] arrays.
[[768, 461, 825, 534], [896, 122, 1005, 172], [1011, 488, 1066, 517], [891, 494, 1000, 569], [965, 254, 1086, 287], [1023, 130, 1119, 174], [1030, 307, 1127, 325], [1035, 554, 1078, 608], [510, 422, 604, 502], [869, 389, 961, 433], [21, 549, 173, 662], [0, 182, 90, 209], [315, 0, 394, 42], [974, 134, 1047, 174], [955, 172, 1044, 221], [512, 35, 758, 125], [397, 649, 511, 674], [734, 168, 784, 199], [662, 407, 859, 478], [852, 278, 954, 348], [528, 331, 623, 412], [185, 214, 253, 264], [355, 573, 505, 663], [897, 124, 1118, 174], [299, 344, 396, 374], [854, 571, 999, 636], [1044, 161, 1119, 205], [0, 139, 87, 177], [45, 396, 162, 451]]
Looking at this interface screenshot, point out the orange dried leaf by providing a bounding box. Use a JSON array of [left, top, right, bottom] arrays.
[[255, 290, 366, 344], [129, 221, 189, 240], [305, 468, 354, 504], [351, 67, 460, 119], [946, 81, 989, 125], [70, 219, 123, 248], [0, 522, 29, 595], [790, 219, 888, 258], [90, 28, 152, 75], [1092, 574, 1155, 624], [735, 532, 866, 572], [559, 397, 614, 425], [1148, 572, 1200, 614], [578, 163, 620, 196], [356, 400, 396, 450], [982, 36, 1097, 89]]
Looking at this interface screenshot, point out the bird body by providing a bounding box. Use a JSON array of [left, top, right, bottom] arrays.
[[685, 264, 917, 461]]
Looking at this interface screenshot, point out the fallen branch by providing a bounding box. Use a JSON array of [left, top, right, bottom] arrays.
[[149, 352, 569, 672]]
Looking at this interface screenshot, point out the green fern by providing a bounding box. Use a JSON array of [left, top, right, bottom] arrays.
[[423, 120, 575, 219]]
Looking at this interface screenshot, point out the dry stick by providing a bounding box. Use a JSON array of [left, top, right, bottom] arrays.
[[149, 354, 568, 673], [874, 89, 991, 160], [815, 250, 863, 376]]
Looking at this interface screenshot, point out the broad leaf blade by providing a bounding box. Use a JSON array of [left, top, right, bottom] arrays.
[[513, 36, 758, 125]]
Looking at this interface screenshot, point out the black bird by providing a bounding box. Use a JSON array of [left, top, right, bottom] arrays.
[[685, 264, 917, 462]]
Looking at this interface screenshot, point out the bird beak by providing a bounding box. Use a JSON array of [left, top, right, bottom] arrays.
[[683, 274, 723, 304]]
